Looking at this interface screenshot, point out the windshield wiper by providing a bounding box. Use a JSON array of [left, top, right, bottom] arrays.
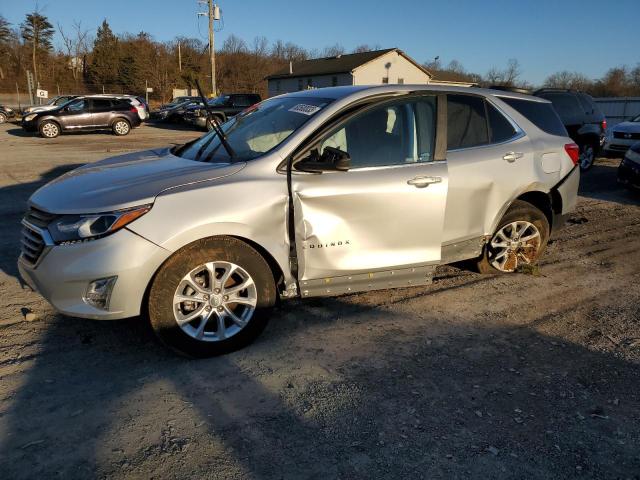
[[196, 79, 236, 160]]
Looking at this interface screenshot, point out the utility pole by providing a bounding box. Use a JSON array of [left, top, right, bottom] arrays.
[[178, 41, 182, 73], [198, 0, 220, 97], [208, 0, 216, 96]]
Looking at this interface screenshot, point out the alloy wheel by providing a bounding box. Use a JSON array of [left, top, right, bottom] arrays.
[[579, 145, 594, 170], [488, 221, 541, 272], [41, 122, 59, 138], [173, 261, 257, 342], [114, 121, 129, 135]]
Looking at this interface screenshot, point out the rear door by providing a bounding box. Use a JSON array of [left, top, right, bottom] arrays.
[[291, 95, 448, 290], [90, 98, 115, 127], [442, 94, 534, 247]]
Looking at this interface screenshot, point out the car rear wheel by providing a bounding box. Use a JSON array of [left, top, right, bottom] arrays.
[[112, 119, 131, 136], [148, 236, 276, 357], [39, 120, 60, 139], [0, 112, 7, 124], [477, 200, 549, 274], [579, 144, 596, 171]]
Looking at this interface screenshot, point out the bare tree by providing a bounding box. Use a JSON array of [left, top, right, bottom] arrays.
[[322, 43, 345, 57], [58, 21, 90, 83]]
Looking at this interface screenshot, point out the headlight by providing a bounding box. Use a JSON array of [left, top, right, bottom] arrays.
[[24, 113, 37, 122], [48, 205, 151, 243]]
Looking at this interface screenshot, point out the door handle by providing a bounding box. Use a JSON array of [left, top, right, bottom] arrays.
[[407, 176, 442, 188], [503, 151, 524, 162]]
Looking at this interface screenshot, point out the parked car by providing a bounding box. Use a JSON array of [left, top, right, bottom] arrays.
[[21, 95, 142, 138], [157, 96, 201, 111], [603, 114, 640, 157], [18, 85, 579, 357], [21, 95, 79, 116], [186, 93, 262, 130], [154, 100, 204, 123], [0, 105, 16, 123], [533, 88, 606, 171], [617, 141, 640, 189]]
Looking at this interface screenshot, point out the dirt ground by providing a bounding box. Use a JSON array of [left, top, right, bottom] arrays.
[[0, 121, 639, 480]]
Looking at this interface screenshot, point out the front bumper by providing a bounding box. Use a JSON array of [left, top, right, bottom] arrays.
[[603, 137, 636, 156], [21, 119, 38, 132], [18, 227, 172, 320]]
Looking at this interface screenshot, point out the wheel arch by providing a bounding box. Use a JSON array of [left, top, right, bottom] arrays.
[[110, 116, 131, 127], [140, 234, 287, 317], [489, 189, 554, 236]]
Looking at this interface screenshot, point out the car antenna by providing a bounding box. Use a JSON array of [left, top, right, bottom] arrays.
[[195, 79, 236, 160]]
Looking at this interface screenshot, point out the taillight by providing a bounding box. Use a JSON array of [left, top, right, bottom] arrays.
[[130, 106, 138, 113], [601, 119, 607, 132], [564, 143, 580, 166]]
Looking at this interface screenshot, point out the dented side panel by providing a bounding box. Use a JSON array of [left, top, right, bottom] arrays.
[[292, 162, 448, 281]]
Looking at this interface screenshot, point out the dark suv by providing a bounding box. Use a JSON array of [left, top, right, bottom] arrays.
[[534, 89, 606, 170], [186, 93, 261, 130], [22, 96, 142, 139]]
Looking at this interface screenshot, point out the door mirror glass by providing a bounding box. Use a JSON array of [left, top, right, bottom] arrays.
[[295, 147, 351, 173]]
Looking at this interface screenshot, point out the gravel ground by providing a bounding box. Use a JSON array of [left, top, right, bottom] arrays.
[[0, 122, 639, 480]]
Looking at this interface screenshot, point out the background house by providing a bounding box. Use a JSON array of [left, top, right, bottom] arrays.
[[266, 48, 434, 97]]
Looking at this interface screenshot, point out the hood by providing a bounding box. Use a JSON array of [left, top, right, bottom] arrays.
[[613, 121, 640, 133], [29, 147, 245, 214]]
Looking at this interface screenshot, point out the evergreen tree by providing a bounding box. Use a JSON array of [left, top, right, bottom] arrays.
[[20, 11, 54, 85], [88, 19, 120, 89]]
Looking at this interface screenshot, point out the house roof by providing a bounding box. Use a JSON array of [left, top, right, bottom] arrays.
[[266, 48, 431, 80]]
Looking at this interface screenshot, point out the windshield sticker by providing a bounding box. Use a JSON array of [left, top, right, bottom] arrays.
[[289, 104, 321, 116]]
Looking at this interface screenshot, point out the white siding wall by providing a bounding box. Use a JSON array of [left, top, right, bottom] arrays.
[[268, 73, 352, 97], [353, 51, 431, 85]]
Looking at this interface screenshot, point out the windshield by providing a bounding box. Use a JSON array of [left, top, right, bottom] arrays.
[[175, 96, 332, 163], [208, 95, 230, 106]]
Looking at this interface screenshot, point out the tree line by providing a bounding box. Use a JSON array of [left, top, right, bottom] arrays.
[[1, 10, 639, 103]]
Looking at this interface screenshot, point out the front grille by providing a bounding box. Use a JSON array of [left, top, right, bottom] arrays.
[[24, 207, 58, 228], [613, 131, 640, 140], [20, 223, 46, 265]]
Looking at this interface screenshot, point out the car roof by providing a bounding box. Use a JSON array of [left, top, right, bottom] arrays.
[[273, 84, 549, 104]]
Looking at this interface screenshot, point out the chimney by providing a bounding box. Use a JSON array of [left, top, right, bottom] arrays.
[[289, 61, 293, 74]]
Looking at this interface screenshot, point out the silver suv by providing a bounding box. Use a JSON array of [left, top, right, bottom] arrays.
[[18, 86, 580, 356]]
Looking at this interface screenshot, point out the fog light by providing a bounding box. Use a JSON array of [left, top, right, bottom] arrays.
[[83, 276, 117, 310]]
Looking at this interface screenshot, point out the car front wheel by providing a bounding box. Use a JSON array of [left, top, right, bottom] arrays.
[[39, 120, 60, 139], [148, 237, 276, 357], [0, 112, 7, 124], [477, 200, 550, 274]]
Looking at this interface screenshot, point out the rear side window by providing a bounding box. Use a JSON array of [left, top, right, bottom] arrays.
[[447, 95, 489, 149], [92, 99, 113, 109], [499, 97, 568, 137], [487, 103, 517, 143]]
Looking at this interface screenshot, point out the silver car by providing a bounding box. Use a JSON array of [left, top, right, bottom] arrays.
[[18, 86, 580, 357], [603, 114, 640, 156]]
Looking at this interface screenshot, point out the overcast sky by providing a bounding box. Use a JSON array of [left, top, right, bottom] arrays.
[[3, 0, 639, 85]]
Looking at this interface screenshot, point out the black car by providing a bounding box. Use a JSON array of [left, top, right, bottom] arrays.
[[186, 93, 262, 130], [0, 105, 16, 123], [618, 141, 640, 190], [534, 89, 607, 171], [22, 96, 142, 138], [157, 96, 201, 111], [154, 100, 204, 123]]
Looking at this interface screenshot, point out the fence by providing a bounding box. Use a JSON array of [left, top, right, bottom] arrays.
[[594, 97, 640, 127]]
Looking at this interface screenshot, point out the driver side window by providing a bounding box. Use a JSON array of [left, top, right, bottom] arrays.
[[318, 97, 437, 168], [67, 99, 87, 113]]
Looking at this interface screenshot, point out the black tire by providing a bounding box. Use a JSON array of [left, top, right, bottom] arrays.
[[0, 112, 7, 124], [39, 120, 60, 139], [112, 118, 131, 136], [148, 236, 277, 357], [579, 143, 597, 171], [476, 200, 550, 274]]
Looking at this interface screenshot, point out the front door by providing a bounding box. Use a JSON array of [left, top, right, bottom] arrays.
[[58, 98, 91, 129], [291, 95, 448, 294]]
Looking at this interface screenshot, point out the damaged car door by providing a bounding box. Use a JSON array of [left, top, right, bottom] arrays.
[[291, 95, 448, 296]]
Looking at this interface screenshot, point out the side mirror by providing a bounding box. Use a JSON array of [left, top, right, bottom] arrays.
[[295, 147, 351, 173]]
